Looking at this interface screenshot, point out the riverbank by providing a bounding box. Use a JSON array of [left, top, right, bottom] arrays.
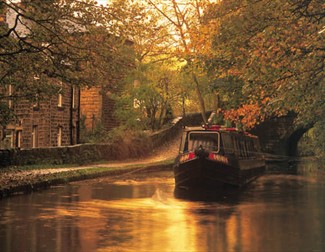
[[0, 158, 175, 199], [0, 135, 180, 199]]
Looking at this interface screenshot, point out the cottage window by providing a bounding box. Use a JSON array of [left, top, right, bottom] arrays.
[[33, 93, 40, 109], [57, 126, 62, 147], [3, 130, 14, 149], [8, 84, 13, 108], [16, 130, 22, 149], [58, 92, 63, 107], [32, 125, 38, 148], [0, 130, 10, 149], [72, 86, 76, 109], [58, 82, 63, 108]]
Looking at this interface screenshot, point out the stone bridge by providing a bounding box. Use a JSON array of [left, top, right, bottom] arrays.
[[250, 114, 312, 156]]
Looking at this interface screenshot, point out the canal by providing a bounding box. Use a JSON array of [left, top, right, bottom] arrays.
[[0, 161, 325, 252]]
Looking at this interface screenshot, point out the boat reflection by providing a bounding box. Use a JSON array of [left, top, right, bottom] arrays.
[[174, 185, 245, 204]]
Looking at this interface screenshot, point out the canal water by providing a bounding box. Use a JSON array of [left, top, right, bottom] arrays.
[[1, 161, 325, 252]]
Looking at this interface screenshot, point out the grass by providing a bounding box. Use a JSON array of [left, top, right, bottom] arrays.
[[0, 163, 83, 173]]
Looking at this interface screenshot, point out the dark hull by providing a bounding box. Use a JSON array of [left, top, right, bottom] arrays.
[[174, 157, 265, 189]]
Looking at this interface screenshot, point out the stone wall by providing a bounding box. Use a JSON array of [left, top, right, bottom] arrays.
[[150, 117, 182, 147], [80, 87, 121, 131], [102, 95, 119, 130], [0, 117, 183, 168], [250, 115, 296, 155], [0, 142, 143, 168], [1, 84, 79, 149], [80, 86, 102, 130]]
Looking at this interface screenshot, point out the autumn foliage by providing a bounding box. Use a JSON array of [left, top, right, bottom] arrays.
[[223, 102, 266, 130], [206, 0, 324, 128]]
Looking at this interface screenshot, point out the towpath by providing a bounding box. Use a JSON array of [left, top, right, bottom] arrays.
[[0, 134, 180, 198]]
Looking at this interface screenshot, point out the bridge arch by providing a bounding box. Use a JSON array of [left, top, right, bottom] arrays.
[[286, 126, 312, 156], [251, 115, 314, 156]]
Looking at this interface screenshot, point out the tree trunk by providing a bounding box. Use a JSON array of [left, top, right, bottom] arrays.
[[182, 95, 186, 118], [192, 73, 207, 124], [213, 93, 220, 112], [208, 93, 221, 124]]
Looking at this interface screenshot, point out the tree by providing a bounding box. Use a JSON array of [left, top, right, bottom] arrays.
[[113, 1, 224, 130], [206, 0, 324, 127], [115, 59, 181, 131], [146, 0, 219, 124], [0, 0, 138, 127], [112, 1, 185, 131]]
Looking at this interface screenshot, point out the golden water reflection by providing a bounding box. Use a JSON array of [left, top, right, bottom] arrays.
[[1, 167, 325, 252], [38, 188, 200, 252]]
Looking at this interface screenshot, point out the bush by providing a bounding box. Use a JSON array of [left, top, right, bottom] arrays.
[[79, 115, 111, 143], [298, 120, 325, 161]]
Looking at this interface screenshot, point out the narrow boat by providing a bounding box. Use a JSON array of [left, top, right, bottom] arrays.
[[174, 125, 265, 190]]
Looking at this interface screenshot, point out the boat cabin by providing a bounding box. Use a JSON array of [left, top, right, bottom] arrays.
[[179, 125, 262, 159]]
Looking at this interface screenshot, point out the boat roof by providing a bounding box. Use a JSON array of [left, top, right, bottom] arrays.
[[183, 125, 258, 138]]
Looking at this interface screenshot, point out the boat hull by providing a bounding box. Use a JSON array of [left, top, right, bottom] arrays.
[[174, 157, 265, 189]]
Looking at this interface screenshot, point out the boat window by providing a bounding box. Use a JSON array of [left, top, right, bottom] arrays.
[[232, 135, 240, 156], [239, 138, 247, 158], [221, 133, 234, 154], [247, 139, 255, 157], [188, 132, 219, 152]]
